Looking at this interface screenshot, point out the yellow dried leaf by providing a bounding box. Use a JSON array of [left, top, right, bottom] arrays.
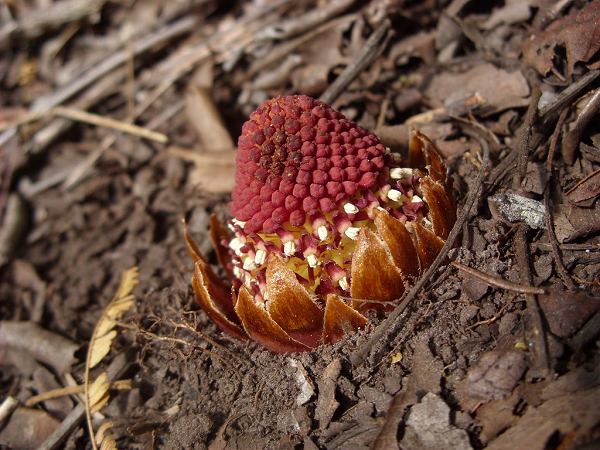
[[91, 394, 110, 415], [109, 294, 135, 317], [89, 373, 109, 407], [85, 267, 139, 450], [114, 268, 139, 301], [99, 438, 117, 450], [110, 379, 132, 390], [95, 318, 117, 339], [88, 267, 138, 369], [95, 422, 115, 445], [89, 330, 117, 368]]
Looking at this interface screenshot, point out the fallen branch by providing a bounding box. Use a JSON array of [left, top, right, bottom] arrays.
[[451, 261, 547, 295]]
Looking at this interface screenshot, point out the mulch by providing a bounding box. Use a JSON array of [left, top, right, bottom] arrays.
[[0, 1, 599, 449]]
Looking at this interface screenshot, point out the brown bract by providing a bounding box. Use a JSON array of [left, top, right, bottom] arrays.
[[185, 128, 456, 353]]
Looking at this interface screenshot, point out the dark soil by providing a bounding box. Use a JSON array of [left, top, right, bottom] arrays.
[[1, 1, 599, 449]]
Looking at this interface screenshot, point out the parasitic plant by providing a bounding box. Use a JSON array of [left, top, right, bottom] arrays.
[[185, 95, 456, 353]]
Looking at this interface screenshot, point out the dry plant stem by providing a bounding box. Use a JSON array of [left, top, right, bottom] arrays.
[[534, 0, 573, 28], [62, 135, 114, 190], [539, 69, 600, 128], [30, 68, 127, 155], [242, 14, 357, 82], [513, 88, 542, 190], [569, 311, 600, 355], [0, 13, 191, 151], [486, 70, 600, 193], [25, 380, 131, 407], [1, 17, 191, 148], [50, 106, 167, 143], [563, 88, 600, 164], [544, 108, 578, 292], [351, 126, 490, 367], [451, 262, 547, 295], [486, 89, 542, 193], [0, 396, 18, 426], [31, 16, 196, 116], [566, 168, 600, 195], [467, 297, 514, 330], [134, 0, 294, 117], [321, 18, 392, 105], [38, 354, 129, 450], [533, 242, 600, 252], [515, 226, 552, 379], [544, 193, 578, 292], [257, 0, 356, 40], [546, 105, 570, 172], [168, 311, 241, 362], [0, 0, 104, 51]]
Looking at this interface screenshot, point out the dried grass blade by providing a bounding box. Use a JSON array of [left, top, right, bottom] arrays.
[[85, 267, 139, 450]]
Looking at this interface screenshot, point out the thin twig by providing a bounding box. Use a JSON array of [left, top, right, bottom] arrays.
[[51, 106, 167, 143], [486, 70, 600, 194], [350, 125, 491, 367], [134, 0, 294, 117], [514, 226, 552, 379], [513, 88, 542, 189], [539, 69, 600, 123], [256, 0, 356, 40], [321, 18, 392, 105], [544, 107, 578, 292], [25, 380, 131, 407], [30, 16, 197, 116], [0, 0, 105, 51], [240, 14, 358, 82], [544, 188, 578, 292], [466, 297, 514, 330], [451, 262, 547, 295], [562, 88, 600, 164]]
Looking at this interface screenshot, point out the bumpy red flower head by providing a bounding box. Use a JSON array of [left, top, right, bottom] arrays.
[[185, 95, 457, 353], [230, 95, 387, 234]]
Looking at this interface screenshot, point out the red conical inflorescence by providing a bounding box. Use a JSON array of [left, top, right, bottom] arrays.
[[230, 95, 388, 234], [185, 94, 458, 353]]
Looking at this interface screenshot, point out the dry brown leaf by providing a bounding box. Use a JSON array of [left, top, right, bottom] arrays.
[[566, 169, 600, 206], [185, 85, 235, 153], [458, 349, 527, 411], [290, 26, 349, 95], [552, 203, 600, 242], [425, 63, 530, 116], [370, 392, 409, 450], [475, 391, 521, 444], [523, 2, 600, 77], [486, 373, 600, 450], [539, 291, 600, 338], [170, 146, 237, 194]]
